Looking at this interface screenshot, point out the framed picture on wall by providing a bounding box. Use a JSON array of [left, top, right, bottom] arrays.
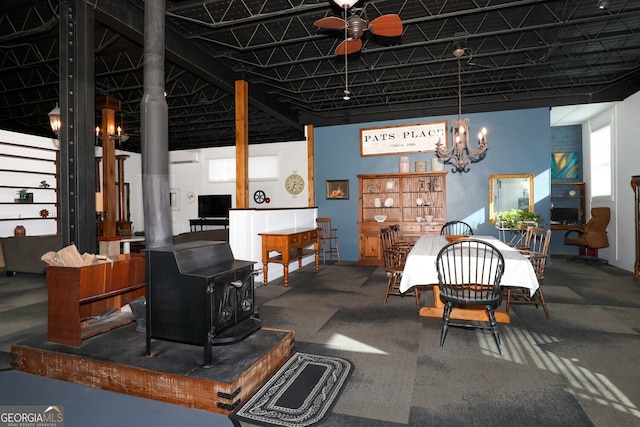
[[551, 152, 579, 179], [170, 188, 180, 210], [326, 180, 349, 200]]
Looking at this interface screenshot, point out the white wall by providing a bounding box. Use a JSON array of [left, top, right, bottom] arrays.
[[0, 130, 59, 237], [1, 131, 307, 239], [0, 131, 144, 239], [168, 140, 309, 235], [582, 90, 640, 271]]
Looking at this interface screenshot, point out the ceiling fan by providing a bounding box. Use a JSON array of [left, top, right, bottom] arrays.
[[314, 1, 402, 100], [314, 1, 403, 56]]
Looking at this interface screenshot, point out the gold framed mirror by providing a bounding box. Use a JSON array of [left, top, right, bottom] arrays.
[[489, 173, 534, 223]]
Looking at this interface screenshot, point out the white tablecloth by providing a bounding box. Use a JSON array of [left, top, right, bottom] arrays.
[[399, 235, 539, 296]]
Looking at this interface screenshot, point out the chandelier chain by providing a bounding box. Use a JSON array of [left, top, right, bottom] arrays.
[[457, 57, 462, 119]]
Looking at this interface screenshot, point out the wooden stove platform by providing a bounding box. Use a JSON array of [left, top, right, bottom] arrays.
[[10, 324, 294, 415]]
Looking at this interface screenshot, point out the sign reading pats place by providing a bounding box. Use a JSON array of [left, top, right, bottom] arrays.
[[360, 121, 448, 156]]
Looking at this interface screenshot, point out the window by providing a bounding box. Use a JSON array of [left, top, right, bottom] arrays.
[[589, 124, 611, 198], [208, 155, 278, 182]]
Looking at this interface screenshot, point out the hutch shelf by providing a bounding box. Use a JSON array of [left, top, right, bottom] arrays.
[[550, 182, 586, 231], [357, 171, 447, 265]]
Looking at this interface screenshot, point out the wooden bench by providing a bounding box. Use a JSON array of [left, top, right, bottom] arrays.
[[46, 253, 146, 347]]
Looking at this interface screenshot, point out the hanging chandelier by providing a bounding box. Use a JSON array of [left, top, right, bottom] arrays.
[[436, 48, 488, 173]]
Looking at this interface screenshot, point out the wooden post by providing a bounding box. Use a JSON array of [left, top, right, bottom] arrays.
[[116, 154, 132, 237], [235, 80, 249, 208], [96, 96, 121, 237], [306, 124, 315, 207]]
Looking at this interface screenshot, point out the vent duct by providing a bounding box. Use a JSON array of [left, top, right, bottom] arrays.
[[170, 151, 199, 164]]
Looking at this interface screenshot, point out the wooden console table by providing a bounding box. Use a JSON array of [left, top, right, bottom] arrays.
[[259, 228, 319, 287], [189, 218, 229, 231]]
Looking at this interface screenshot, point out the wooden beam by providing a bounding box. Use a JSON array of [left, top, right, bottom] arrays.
[[235, 80, 249, 208], [11, 328, 294, 415], [306, 125, 315, 207], [96, 96, 121, 238]]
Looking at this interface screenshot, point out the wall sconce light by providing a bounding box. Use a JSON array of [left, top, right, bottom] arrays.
[[48, 103, 61, 136], [95, 124, 129, 145]]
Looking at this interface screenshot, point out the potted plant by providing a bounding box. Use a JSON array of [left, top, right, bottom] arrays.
[[495, 209, 543, 234], [16, 188, 33, 203]]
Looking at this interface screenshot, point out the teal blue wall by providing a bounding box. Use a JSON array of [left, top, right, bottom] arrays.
[[314, 108, 551, 261]]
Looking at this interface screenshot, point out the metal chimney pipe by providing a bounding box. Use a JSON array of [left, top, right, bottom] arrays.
[[141, 0, 172, 248]]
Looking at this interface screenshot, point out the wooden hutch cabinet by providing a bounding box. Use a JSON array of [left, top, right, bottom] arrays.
[[357, 172, 447, 265]]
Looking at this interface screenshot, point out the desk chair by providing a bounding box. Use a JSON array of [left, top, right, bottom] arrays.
[[316, 217, 341, 264], [504, 227, 551, 319], [436, 239, 505, 354], [440, 220, 473, 236], [564, 207, 610, 265]]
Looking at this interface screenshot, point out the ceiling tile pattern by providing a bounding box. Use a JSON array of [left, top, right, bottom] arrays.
[[0, 0, 638, 152]]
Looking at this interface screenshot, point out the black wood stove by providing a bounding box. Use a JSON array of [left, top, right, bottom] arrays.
[[145, 240, 261, 366]]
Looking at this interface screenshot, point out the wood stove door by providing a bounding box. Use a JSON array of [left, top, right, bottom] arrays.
[[209, 266, 256, 337]]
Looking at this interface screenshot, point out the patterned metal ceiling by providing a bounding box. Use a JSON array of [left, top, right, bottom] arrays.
[[1, 0, 639, 152]]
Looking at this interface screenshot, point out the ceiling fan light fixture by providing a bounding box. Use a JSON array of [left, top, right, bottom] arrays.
[[333, 0, 359, 8]]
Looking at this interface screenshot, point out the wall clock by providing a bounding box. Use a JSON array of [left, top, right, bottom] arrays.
[[285, 173, 305, 195]]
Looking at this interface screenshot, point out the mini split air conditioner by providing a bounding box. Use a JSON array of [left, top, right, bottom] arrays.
[[170, 151, 199, 164]]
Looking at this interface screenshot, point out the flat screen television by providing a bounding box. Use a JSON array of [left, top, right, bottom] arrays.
[[198, 194, 232, 218]]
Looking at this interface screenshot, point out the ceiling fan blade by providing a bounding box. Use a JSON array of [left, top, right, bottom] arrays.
[[314, 16, 347, 30], [368, 14, 403, 37], [335, 38, 363, 55]]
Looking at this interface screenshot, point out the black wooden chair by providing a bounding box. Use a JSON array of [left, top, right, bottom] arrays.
[[440, 220, 474, 236], [436, 239, 505, 353]]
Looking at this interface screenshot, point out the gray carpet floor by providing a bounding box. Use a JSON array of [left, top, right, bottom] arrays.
[[1, 255, 639, 426]]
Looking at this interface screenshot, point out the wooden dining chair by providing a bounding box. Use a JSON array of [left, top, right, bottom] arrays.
[[436, 239, 505, 354], [505, 223, 534, 250], [440, 220, 473, 236], [316, 217, 340, 264], [380, 227, 419, 306], [504, 227, 551, 319], [389, 224, 413, 250]]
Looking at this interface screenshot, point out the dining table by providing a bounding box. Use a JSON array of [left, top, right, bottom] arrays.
[[399, 235, 540, 323]]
